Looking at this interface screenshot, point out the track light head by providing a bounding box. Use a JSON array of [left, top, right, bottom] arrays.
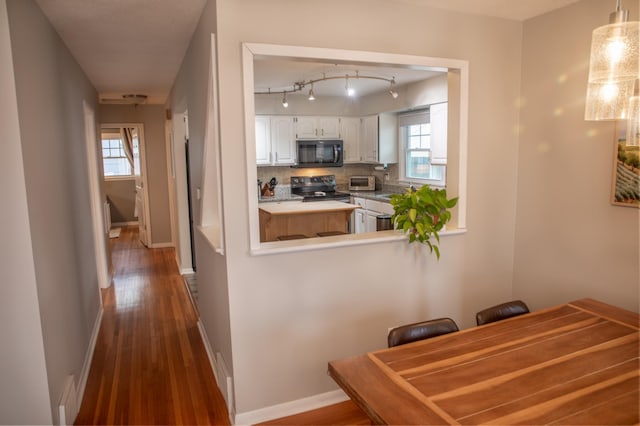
[[389, 77, 399, 98], [282, 92, 288, 108], [308, 85, 315, 101]]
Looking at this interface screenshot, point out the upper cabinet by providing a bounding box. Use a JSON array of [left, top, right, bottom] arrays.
[[256, 114, 400, 166], [295, 117, 340, 139], [429, 102, 448, 165], [256, 116, 296, 166], [360, 114, 398, 164], [255, 116, 271, 165], [339, 117, 360, 163]]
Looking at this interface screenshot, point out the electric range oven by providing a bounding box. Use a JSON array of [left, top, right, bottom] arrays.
[[290, 175, 351, 202]]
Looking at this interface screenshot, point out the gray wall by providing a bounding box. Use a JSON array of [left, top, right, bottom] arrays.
[[3, 0, 103, 423], [513, 0, 639, 310], [0, 0, 51, 422], [100, 104, 172, 244], [105, 178, 137, 224]]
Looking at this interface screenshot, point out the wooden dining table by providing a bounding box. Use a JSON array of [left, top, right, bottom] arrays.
[[328, 298, 639, 425]]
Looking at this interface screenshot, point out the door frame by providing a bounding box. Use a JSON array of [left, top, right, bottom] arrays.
[[84, 102, 111, 289], [100, 122, 152, 246]]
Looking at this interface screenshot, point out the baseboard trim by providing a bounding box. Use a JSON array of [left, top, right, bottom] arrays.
[[180, 267, 195, 275], [234, 389, 349, 425], [75, 305, 103, 416], [148, 241, 173, 248], [197, 321, 236, 424], [110, 221, 138, 227]]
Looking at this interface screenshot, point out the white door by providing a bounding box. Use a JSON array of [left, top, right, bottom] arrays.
[[132, 128, 149, 246]]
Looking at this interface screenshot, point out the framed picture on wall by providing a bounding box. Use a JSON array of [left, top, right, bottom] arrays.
[[611, 120, 640, 208]]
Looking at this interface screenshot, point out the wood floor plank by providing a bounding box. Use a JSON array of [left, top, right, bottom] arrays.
[[258, 400, 371, 425], [75, 227, 230, 425]]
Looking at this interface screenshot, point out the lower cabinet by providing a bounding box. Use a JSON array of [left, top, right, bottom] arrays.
[[352, 197, 394, 234]]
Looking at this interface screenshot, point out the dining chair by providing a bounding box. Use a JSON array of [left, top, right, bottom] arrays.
[[475, 300, 530, 326], [387, 317, 459, 348]]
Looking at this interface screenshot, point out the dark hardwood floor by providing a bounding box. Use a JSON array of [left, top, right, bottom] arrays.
[[75, 227, 230, 425]]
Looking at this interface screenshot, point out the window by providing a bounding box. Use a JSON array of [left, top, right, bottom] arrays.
[[101, 130, 132, 177], [399, 109, 446, 186]]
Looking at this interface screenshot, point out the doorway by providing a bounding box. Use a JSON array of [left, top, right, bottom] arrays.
[[99, 123, 151, 247]]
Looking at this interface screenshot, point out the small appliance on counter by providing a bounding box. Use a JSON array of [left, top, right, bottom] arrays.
[[349, 175, 376, 191], [291, 175, 351, 202]]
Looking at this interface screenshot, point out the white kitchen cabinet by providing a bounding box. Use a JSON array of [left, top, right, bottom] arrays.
[[365, 210, 379, 233], [360, 114, 398, 164], [361, 115, 379, 162], [340, 117, 360, 163], [430, 102, 448, 165], [295, 116, 340, 139], [378, 113, 398, 164], [351, 197, 394, 234], [255, 115, 271, 165], [255, 116, 295, 166], [270, 116, 295, 164], [354, 208, 366, 234]]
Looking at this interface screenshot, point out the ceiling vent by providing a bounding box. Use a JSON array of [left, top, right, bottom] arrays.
[[100, 94, 148, 105]]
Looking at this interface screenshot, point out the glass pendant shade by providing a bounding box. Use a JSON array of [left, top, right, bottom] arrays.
[[585, 21, 639, 120]]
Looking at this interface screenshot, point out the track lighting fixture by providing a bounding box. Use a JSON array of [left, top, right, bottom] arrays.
[[389, 77, 399, 99], [345, 75, 355, 97], [255, 71, 399, 102]]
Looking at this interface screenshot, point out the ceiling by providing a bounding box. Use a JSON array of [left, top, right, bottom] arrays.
[[35, 0, 583, 105]]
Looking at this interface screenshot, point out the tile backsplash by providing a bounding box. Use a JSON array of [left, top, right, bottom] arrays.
[[257, 163, 399, 191]]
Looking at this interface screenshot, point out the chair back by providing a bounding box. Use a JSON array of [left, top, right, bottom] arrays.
[[388, 317, 459, 348], [476, 300, 530, 326]]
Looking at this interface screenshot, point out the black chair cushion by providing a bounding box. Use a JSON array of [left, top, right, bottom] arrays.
[[388, 317, 459, 348], [476, 300, 530, 326]]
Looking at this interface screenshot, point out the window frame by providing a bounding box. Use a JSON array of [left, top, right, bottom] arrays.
[[101, 130, 134, 180], [399, 120, 447, 187]]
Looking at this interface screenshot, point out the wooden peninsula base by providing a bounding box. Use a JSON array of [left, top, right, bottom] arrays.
[[259, 201, 359, 242]]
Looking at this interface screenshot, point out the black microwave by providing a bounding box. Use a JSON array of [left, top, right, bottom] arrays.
[[294, 140, 343, 168]]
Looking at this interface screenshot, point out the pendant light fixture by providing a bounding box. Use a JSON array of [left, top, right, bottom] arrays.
[[281, 92, 288, 108], [308, 84, 315, 101], [584, 0, 639, 121]]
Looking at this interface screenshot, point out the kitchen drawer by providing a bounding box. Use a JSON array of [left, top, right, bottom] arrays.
[[366, 199, 394, 215]]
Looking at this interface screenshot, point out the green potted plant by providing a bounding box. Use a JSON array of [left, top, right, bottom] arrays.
[[389, 185, 458, 259]]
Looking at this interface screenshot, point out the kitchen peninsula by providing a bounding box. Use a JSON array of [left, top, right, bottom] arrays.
[[259, 201, 359, 242]]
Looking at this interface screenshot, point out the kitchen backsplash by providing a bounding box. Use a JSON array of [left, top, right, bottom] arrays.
[[257, 163, 399, 191]]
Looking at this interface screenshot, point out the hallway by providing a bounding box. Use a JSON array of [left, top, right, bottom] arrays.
[[75, 227, 230, 425]]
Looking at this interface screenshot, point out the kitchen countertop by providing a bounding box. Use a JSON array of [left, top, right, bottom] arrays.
[[258, 200, 360, 215], [348, 190, 402, 203]]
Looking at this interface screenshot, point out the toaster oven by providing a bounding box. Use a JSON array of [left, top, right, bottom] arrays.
[[349, 175, 375, 191]]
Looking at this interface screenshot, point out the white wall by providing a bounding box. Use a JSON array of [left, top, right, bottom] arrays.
[[513, 0, 639, 312], [0, 1, 52, 423], [4, 0, 102, 422], [179, 0, 523, 416]]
